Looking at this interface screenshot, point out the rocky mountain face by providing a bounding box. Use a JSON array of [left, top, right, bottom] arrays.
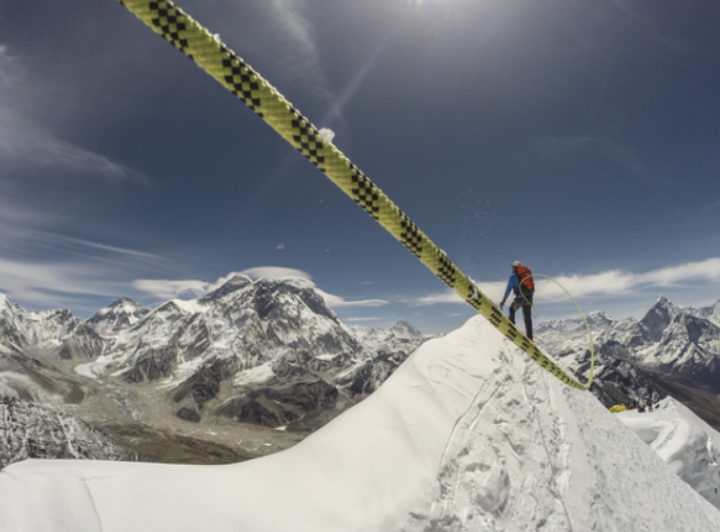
[[0, 277, 428, 463], [536, 297, 720, 428], [0, 397, 146, 469]]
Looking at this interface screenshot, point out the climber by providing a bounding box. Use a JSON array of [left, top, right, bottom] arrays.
[[500, 261, 535, 340]]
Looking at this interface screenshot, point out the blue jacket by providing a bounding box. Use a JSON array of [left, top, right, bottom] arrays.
[[503, 272, 520, 302]]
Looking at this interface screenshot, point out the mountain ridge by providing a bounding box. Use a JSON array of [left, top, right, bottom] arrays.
[[536, 296, 720, 427]]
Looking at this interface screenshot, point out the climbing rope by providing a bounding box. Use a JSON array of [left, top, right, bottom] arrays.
[[118, 0, 591, 390], [520, 274, 595, 389]]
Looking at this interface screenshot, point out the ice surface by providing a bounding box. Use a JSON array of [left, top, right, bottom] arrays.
[[1, 317, 719, 531]]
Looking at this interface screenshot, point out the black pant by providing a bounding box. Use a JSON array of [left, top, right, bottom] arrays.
[[509, 300, 533, 340]]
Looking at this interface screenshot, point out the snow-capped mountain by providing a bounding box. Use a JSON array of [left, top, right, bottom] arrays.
[[0, 303, 80, 351], [337, 319, 426, 396], [694, 299, 720, 326], [360, 319, 424, 346], [0, 276, 427, 461], [3, 317, 720, 532], [536, 296, 720, 428], [85, 298, 150, 336]]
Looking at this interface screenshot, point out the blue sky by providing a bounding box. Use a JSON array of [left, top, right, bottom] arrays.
[[1, 0, 719, 333]]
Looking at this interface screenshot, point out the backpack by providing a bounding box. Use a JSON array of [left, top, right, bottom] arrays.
[[516, 265, 534, 294]]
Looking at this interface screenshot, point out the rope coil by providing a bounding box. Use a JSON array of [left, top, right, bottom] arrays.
[[118, 0, 591, 390]]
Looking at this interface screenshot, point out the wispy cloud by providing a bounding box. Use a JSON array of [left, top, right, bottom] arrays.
[[0, 227, 169, 271], [0, 111, 144, 183], [0, 45, 20, 87], [0, 43, 154, 314], [645, 258, 720, 285], [412, 258, 720, 306], [0, 235, 177, 313], [0, 44, 143, 183], [0, 257, 127, 309], [537, 135, 646, 175], [345, 317, 382, 323], [315, 291, 388, 309], [270, 0, 316, 58], [131, 279, 209, 301], [51, 237, 162, 262], [412, 291, 465, 306], [265, 0, 331, 101], [232, 267, 311, 285], [133, 266, 390, 309]]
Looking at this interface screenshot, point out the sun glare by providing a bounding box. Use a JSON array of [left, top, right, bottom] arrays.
[[407, 0, 460, 9], [408, 0, 441, 6]]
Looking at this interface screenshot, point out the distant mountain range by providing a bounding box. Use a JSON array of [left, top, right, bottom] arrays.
[[2, 277, 719, 466], [536, 296, 720, 428], [0, 275, 427, 465]]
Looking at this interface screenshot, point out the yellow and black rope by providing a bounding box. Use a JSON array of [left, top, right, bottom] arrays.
[[118, 0, 591, 390]]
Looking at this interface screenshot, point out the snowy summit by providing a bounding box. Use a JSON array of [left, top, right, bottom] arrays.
[[1, 317, 720, 531]]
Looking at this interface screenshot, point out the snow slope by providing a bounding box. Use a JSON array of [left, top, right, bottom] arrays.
[[1, 317, 719, 531], [617, 397, 720, 509]]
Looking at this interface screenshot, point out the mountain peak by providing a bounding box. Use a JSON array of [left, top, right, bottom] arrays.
[[87, 298, 150, 334], [387, 319, 423, 338], [201, 275, 253, 301], [110, 297, 142, 310], [91, 298, 146, 317], [639, 295, 676, 341], [586, 310, 615, 324], [655, 294, 673, 308]]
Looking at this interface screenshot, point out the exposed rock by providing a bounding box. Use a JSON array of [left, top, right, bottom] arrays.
[[123, 342, 180, 383], [215, 380, 339, 428], [58, 323, 105, 360], [0, 397, 146, 467], [172, 357, 236, 410]]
